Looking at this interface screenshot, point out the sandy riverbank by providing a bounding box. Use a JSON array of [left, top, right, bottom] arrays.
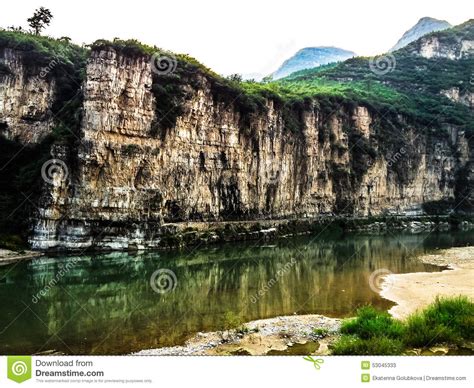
[[381, 246, 474, 319], [0, 249, 43, 265], [134, 314, 341, 356]]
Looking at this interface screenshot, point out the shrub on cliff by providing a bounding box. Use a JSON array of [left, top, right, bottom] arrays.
[[0, 29, 86, 68]]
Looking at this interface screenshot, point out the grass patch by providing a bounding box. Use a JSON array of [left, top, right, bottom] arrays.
[[404, 296, 474, 347], [340, 306, 405, 340], [222, 311, 243, 329], [332, 296, 474, 355], [332, 335, 404, 355]]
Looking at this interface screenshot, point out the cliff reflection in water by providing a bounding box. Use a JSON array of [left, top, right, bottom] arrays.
[[0, 231, 472, 355]]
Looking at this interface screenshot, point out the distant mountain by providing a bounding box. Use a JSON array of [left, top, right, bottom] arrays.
[[390, 17, 451, 52], [272, 47, 355, 80]]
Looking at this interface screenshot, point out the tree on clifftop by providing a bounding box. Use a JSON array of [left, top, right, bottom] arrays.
[[27, 7, 53, 35]]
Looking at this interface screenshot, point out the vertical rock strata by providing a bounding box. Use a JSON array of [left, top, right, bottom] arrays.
[[0, 48, 56, 143], [1, 46, 472, 250]]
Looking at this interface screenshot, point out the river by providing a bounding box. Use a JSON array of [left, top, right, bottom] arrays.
[[0, 230, 472, 355]]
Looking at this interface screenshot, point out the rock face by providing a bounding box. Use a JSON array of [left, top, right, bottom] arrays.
[[405, 19, 474, 59], [441, 88, 473, 108], [0, 48, 56, 143], [272, 47, 355, 79], [0, 37, 473, 251], [414, 36, 474, 59], [390, 17, 451, 52]]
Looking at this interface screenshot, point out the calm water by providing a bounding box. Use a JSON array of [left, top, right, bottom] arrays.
[[0, 230, 472, 355]]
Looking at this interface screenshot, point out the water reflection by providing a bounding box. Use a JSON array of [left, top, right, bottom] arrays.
[[0, 231, 472, 355]]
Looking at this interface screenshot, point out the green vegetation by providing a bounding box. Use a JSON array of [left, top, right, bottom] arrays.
[[404, 296, 474, 347], [222, 311, 242, 329], [332, 296, 474, 355], [0, 29, 86, 69], [313, 328, 329, 337], [279, 55, 473, 134], [222, 311, 251, 334], [340, 306, 406, 339], [274, 20, 474, 134], [332, 334, 405, 355]]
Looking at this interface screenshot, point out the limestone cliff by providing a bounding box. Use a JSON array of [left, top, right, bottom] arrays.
[[0, 29, 473, 251], [25, 49, 470, 250], [0, 48, 56, 143]]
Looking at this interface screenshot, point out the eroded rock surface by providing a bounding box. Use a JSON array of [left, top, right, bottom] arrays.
[[1, 44, 473, 251]]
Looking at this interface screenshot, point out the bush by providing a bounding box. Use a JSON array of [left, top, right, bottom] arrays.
[[341, 306, 405, 340], [332, 297, 474, 355], [0, 30, 86, 69], [222, 311, 242, 329]]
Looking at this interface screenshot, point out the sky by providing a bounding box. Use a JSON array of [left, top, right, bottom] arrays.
[[1, 0, 472, 76]]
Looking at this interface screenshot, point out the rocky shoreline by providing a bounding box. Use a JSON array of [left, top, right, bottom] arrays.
[[152, 216, 474, 251], [11, 214, 474, 255], [134, 315, 341, 356], [0, 248, 43, 265]]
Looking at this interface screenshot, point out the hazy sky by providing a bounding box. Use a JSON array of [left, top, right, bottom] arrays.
[[1, 0, 472, 75]]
